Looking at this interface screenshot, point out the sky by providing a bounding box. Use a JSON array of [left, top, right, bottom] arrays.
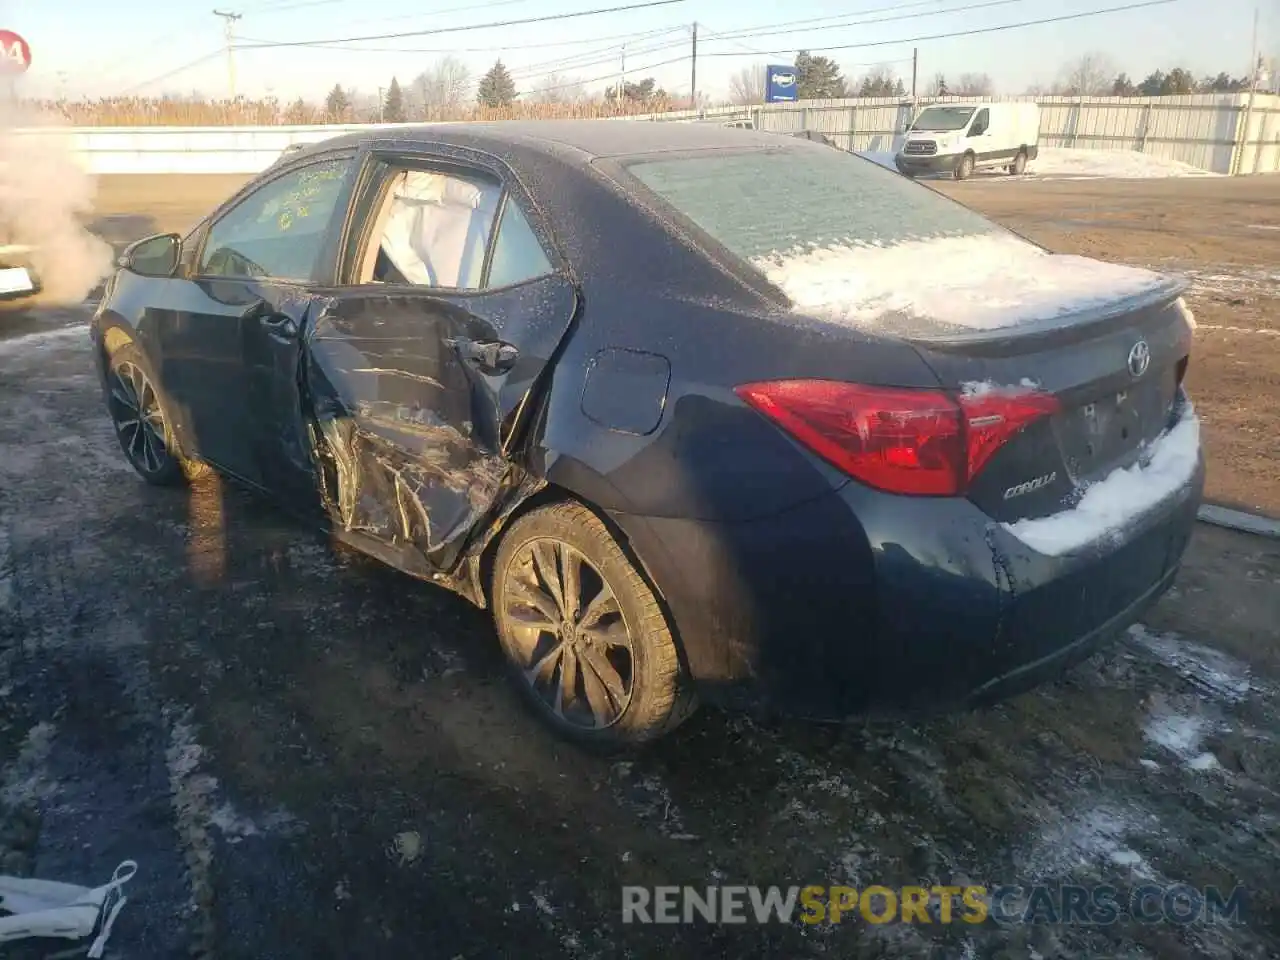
[[3, 0, 1273, 105]]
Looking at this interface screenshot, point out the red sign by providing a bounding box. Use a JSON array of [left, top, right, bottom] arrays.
[[0, 30, 31, 75]]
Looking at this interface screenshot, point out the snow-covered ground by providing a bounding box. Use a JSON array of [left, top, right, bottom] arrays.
[[858, 147, 1219, 179]]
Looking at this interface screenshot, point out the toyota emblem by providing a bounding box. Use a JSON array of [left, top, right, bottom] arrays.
[[1127, 340, 1151, 378]]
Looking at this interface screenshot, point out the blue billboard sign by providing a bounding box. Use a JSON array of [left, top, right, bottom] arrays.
[[766, 64, 798, 102]]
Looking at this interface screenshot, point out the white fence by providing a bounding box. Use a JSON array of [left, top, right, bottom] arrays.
[[26, 93, 1280, 176], [641, 93, 1280, 175]]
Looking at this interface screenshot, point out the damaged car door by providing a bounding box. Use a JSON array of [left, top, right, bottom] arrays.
[[301, 154, 576, 574], [171, 153, 355, 492]]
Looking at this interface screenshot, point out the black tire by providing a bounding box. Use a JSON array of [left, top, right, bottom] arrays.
[[954, 152, 975, 180], [895, 162, 918, 179], [104, 341, 208, 485], [491, 500, 694, 750], [1008, 150, 1027, 176]]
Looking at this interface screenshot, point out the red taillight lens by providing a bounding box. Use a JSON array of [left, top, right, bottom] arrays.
[[735, 380, 1059, 497], [958, 389, 1060, 482]]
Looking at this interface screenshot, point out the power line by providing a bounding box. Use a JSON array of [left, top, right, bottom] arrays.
[[235, 0, 689, 48], [517, 52, 691, 97], [233, 24, 684, 56], [703, 0, 1185, 57], [508, 33, 684, 78], [702, 0, 992, 42], [244, 0, 529, 25], [119, 50, 227, 94], [516, 51, 915, 98], [229, 0, 1028, 60], [706, 0, 1037, 43]]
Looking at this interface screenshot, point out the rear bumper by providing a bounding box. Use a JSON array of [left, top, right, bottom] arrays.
[[615, 453, 1204, 719]]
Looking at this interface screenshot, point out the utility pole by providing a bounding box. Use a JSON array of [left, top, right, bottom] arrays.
[[213, 9, 242, 101], [911, 48, 918, 99], [690, 22, 698, 110], [1233, 3, 1260, 175], [618, 43, 627, 104], [378, 85, 385, 123]]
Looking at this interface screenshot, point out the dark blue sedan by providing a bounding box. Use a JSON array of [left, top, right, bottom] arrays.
[[90, 120, 1204, 749]]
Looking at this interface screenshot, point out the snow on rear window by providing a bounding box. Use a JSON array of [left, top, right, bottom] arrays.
[[626, 147, 1003, 261], [752, 233, 1172, 333]]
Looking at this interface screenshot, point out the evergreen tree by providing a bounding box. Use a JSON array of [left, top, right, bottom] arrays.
[[384, 77, 406, 122], [794, 51, 846, 99], [324, 83, 351, 122], [477, 60, 517, 107]]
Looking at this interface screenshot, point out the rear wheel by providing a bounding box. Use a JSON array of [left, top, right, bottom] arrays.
[[1008, 150, 1028, 175], [105, 342, 208, 485], [954, 152, 975, 180], [491, 501, 693, 750]]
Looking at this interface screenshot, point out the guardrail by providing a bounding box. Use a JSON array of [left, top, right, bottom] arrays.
[[16, 92, 1280, 175]]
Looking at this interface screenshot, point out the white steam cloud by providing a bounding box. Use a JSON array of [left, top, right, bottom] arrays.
[[0, 104, 113, 305]]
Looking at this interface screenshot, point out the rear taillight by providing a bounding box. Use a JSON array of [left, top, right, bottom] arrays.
[[735, 380, 1060, 497]]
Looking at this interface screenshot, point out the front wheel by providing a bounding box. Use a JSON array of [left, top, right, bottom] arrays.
[[953, 153, 975, 180], [105, 342, 207, 485], [491, 501, 694, 750]]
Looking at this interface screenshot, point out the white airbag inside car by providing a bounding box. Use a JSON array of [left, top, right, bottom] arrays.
[[378, 171, 499, 289]]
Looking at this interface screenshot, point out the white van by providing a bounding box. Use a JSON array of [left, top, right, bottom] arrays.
[[894, 102, 1040, 180]]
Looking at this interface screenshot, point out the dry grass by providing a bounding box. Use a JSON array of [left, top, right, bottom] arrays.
[[27, 97, 683, 127]]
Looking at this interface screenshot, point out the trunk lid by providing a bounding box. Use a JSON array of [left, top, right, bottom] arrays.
[[908, 283, 1194, 522]]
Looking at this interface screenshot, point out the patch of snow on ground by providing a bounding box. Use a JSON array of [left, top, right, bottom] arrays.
[[855, 147, 1217, 179], [1187, 752, 1221, 771], [1144, 709, 1207, 757], [1017, 802, 1159, 882], [1026, 148, 1219, 179], [1127, 625, 1255, 704], [1002, 403, 1200, 557], [754, 233, 1172, 332], [858, 150, 896, 171], [0, 322, 89, 359]]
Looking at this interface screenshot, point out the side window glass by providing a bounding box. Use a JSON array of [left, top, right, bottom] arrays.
[[200, 158, 349, 281], [970, 109, 989, 136], [369, 169, 502, 290], [486, 199, 553, 289]]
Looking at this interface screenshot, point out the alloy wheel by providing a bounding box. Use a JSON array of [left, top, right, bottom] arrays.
[[108, 360, 169, 476], [501, 537, 636, 729]]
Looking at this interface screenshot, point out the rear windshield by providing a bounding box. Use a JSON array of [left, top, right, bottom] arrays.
[[624, 147, 1003, 263], [910, 106, 976, 131]]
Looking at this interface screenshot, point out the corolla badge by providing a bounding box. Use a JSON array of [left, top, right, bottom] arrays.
[[773, 73, 796, 87], [1127, 339, 1151, 378]]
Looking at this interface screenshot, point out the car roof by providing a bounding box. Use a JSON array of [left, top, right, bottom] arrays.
[[289, 119, 786, 166]]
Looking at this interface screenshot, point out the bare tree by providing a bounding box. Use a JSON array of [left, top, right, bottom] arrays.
[[727, 64, 766, 105], [1056, 52, 1117, 95], [528, 72, 588, 104], [953, 72, 994, 96], [924, 73, 950, 97], [412, 56, 472, 117]]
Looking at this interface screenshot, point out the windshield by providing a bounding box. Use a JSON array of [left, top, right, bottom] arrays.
[[910, 107, 976, 131], [623, 146, 1005, 263]]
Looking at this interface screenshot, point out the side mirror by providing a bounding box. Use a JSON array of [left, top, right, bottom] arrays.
[[118, 233, 182, 278]]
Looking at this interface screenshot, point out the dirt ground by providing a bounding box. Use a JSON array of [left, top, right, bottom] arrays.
[[0, 172, 1277, 959]]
